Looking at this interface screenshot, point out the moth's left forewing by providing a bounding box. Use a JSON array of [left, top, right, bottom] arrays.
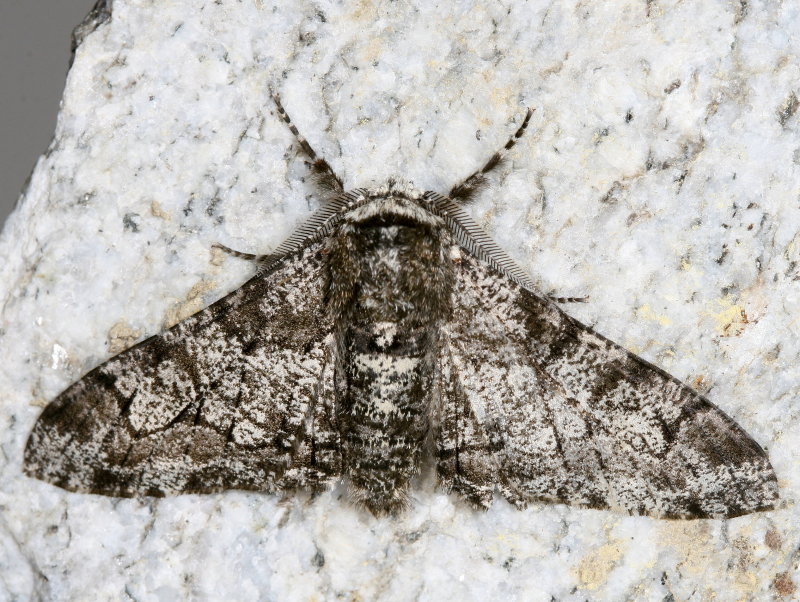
[[433, 203, 778, 518], [24, 240, 341, 497]]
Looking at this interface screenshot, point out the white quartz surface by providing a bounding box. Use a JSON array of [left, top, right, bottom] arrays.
[[1, 0, 798, 599]]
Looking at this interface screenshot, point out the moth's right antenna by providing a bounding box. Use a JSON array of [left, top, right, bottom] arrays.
[[271, 91, 345, 194], [448, 108, 534, 205]]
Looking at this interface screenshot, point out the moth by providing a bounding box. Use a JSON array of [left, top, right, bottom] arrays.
[[24, 93, 779, 519]]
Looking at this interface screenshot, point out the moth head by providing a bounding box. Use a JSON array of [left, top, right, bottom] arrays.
[[372, 178, 424, 200], [344, 184, 443, 229]]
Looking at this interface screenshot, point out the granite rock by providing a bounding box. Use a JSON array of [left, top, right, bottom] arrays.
[[0, 0, 798, 599]]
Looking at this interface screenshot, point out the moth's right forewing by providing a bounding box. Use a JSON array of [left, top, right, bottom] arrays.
[[24, 241, 341, 497], [440, 251, 779, 519]]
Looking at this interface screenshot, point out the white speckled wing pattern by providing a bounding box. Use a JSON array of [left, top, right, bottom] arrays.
[[439, 252, 779, 518], [23, 85, 780, 518], [23, 193, 780, 519], [24, 241, 342, 496]]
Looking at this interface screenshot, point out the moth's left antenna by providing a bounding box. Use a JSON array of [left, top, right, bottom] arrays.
[[271, 90, 345, 194], [213, 91, 347, 265], [448, 108, 534, 205]]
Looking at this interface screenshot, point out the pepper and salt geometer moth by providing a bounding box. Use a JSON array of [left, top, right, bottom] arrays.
[[24, 93, 779, 518]]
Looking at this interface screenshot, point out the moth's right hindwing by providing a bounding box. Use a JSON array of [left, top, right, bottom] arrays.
[[439, 252, 779, 519], [24, 241, 341, 497]]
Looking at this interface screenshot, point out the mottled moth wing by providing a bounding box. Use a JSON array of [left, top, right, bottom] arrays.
[[24, 241, 341, 496], [438, 251, 779, 519]]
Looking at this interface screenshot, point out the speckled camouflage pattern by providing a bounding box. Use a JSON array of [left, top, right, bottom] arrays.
[[24, 102, 778, 518]]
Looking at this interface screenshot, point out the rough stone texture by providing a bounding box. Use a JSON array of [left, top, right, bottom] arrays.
[[0, 0, 798, 600]]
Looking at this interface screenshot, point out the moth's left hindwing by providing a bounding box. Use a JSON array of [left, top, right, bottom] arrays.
[[438, 252, 779, 519], [24, 241, 341, 496]]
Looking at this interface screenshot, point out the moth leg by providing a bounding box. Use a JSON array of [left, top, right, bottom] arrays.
[[271, 91, 345, 194], [277, 338, 342, 492], [436, 346, 497, 509], [448, 108, 534, 204], [211, 242, 267, 263], [547, 295, 588, 304]]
